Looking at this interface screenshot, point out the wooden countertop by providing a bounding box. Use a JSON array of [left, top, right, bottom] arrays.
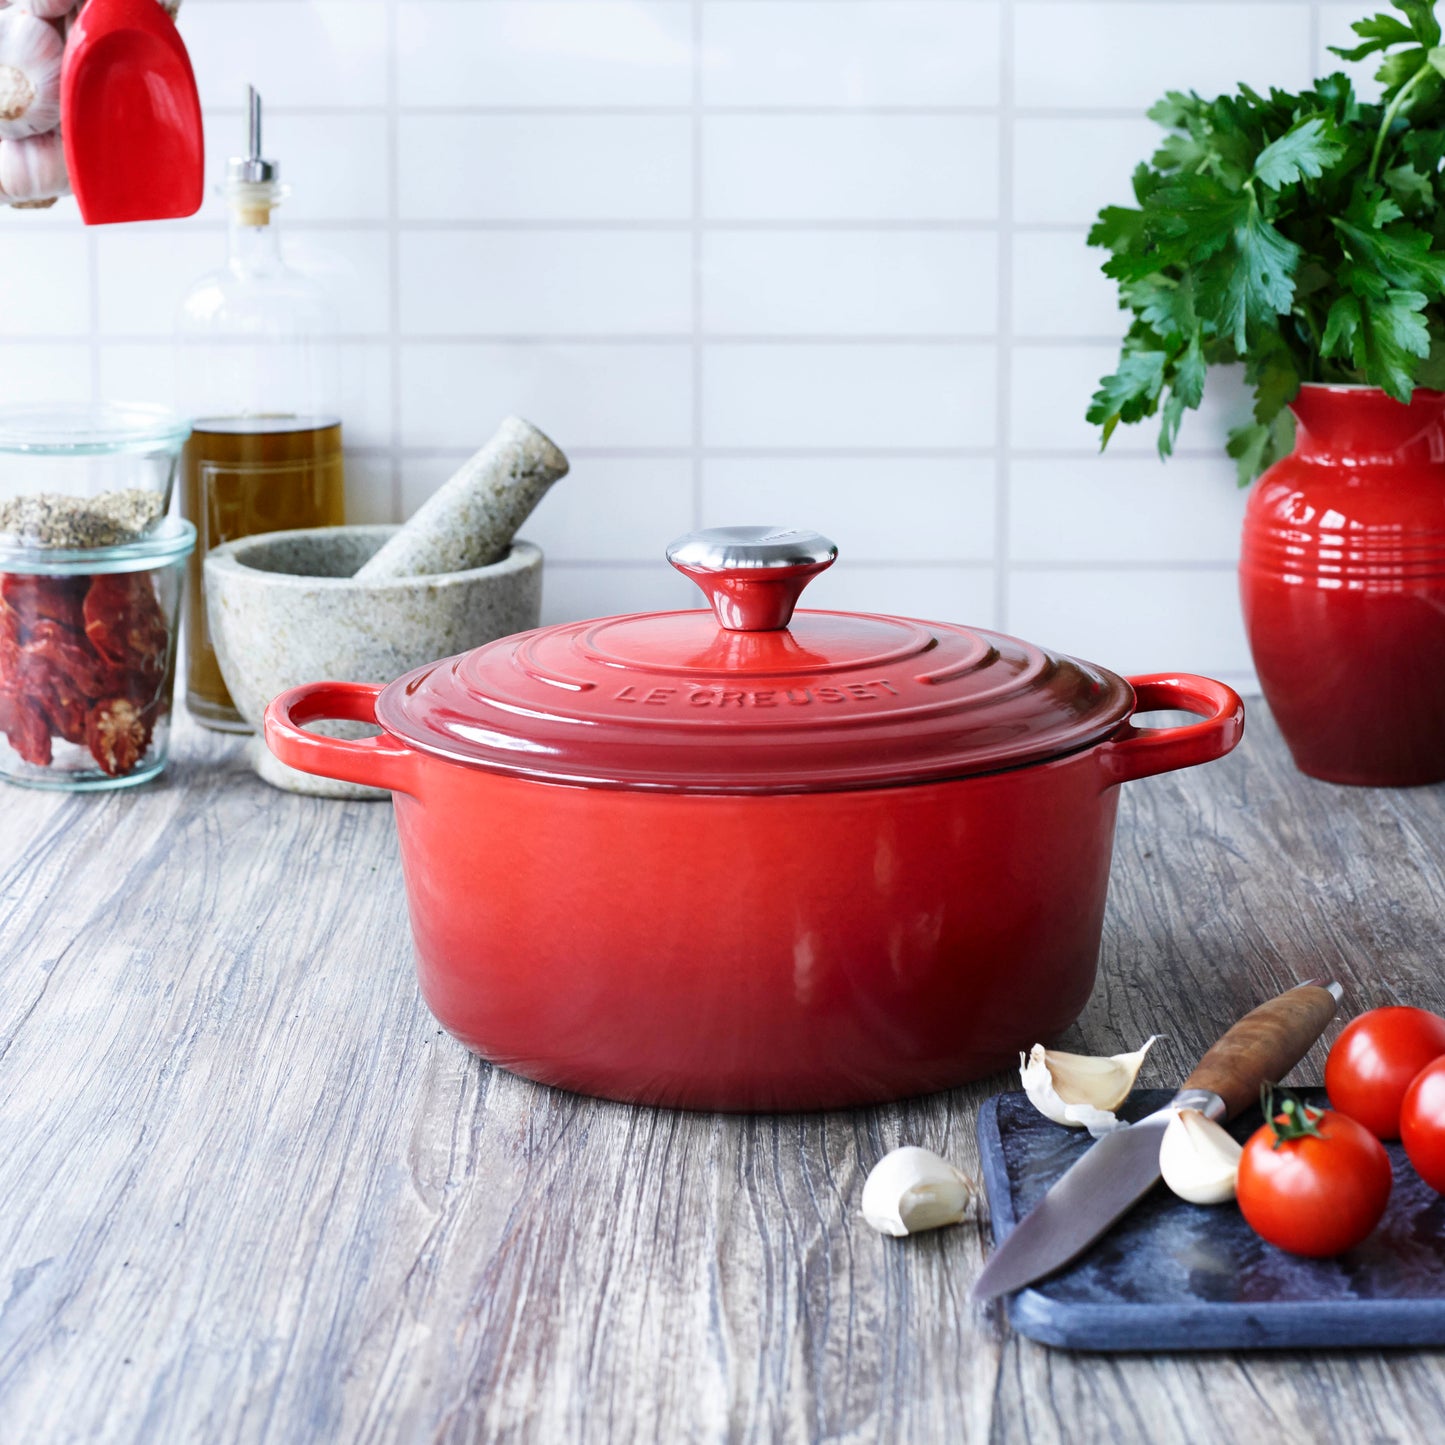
[[2, 706, 1443, 1442]]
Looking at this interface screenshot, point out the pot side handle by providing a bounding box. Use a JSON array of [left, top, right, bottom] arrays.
[[263, 682, 419, 796], [1097, 673, 1245, 787]]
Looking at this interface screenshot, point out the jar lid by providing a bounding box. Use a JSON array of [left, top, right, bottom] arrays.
[[0, 516, 196, 575], [0, 402, 190, 456], [375, 527, 1136, 794]]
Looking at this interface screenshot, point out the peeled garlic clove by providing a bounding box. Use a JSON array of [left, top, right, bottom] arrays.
[[1019, 1036, 1157, 1134], [861, 1145, 976, 1237], [0, 8, 63, 140], [1159, 1107, 1242, 1205]]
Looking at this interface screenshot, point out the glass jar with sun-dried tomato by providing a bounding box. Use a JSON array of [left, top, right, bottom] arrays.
[[0, 518, 195, 789]]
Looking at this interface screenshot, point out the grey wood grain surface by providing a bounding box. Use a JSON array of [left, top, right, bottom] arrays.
[[2, 707, 1443, 1445]]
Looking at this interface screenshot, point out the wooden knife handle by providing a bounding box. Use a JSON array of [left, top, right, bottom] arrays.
[[1182, 983, 1340, 1120]]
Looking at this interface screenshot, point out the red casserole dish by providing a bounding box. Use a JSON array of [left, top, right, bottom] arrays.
[[266, 527, 1244, 1111]]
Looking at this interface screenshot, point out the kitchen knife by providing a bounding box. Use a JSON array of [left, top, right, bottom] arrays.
[[972, 981, 1342, 1301]]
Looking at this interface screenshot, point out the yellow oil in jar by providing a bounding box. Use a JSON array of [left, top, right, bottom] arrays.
[[181, 416, 345, 731]]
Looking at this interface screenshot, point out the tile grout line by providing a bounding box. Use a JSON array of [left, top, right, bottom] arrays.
[[993, 0, 1015, 631], [385, 0, 403, 522], [690, 0, 704, 531]]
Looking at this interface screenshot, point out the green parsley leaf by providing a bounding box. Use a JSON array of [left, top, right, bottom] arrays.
[[1088, 6, 1445, 480], [1193, 205, 1302, 350], [1086, 349, 1168, 446], [1321, 287, 1431, 397], [1330, 12, 1416, 62], [1253, 117, 1346, 187], [1333, 214, 1445, 294], [1384, 161, 1435, 212], [1400, 0, 1443, 47]]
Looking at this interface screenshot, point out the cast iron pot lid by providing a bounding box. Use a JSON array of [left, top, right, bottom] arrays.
[[374, 526, 1136, 793]]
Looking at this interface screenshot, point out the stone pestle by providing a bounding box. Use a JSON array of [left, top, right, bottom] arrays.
[[354, 415, 569, 581]]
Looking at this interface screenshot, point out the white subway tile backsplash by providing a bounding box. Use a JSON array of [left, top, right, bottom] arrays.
[[704, 116, 999, 221], [399, 115, 693, 221], [1009, 345, 1252, 456], [805, 564, 997, 629], [0, 344, 91, 404], [525, 456, 695, 560], [701, 230, 998, 336], [704, 343, 996, 449], [1012, 117, 1158, 226], [399, 342, 693, 449], [1014, 4, 1312, 112], [4, 0, 1269, 692], [702, 2, 1000, 108], [98, 230, 389, 337], [400, 231, 692, 335], [702, 457, 996, 560], [540, 564, 697, 626], [1010, 229, 1121, 339], [399, 1, 694, 108], [97, 344, 175, 409], [182, 1, 388, 110], [289, 233, 393, 336], [1007, 567, 1253, 679], [0, 233, 89, 336], [1010, 456, 1245, 563], [96, 228, 213, 336], [337, 344, 395, 448], [198, 113, 393, 224], [401, 452, 694, 561], [344, 454, 398, 525]]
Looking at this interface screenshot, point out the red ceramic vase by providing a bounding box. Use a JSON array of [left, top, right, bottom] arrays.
[[1241, 384, 1445, 786]]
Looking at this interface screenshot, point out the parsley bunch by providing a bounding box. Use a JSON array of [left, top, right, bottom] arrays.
[[1088, 0, 1445, 483]]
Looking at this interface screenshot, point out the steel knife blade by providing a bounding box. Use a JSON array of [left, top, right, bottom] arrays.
[[971, 981, 1342, 1301]]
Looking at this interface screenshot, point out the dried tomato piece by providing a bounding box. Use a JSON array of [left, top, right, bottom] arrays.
[[83, 573, 168, 674], [0, 686, 52, 768], [0, 572, 87, 634], [21, 619, 109, 699], [85, 696, 154, 776], [0, 593, 23, 655], [0, 625, 19, 685], [37, 674, 87, 746]]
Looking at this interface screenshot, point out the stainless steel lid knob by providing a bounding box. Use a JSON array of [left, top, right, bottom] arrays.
[[666, 526, 838, 631]]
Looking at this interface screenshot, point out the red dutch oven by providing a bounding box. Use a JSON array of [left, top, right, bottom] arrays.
[[265, 528, 1244, 1111]]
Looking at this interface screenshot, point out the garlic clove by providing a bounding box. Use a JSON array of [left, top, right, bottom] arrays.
[[0, 128, 66, 204], [0, 8, 63, 140], [1159, 1107, 1242, 1205], [861, 1145, 977, 1237], [1019, 1036, 1157, 1136]]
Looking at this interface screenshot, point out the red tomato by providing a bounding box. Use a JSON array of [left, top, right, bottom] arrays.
[[1401, 1057, 1445, 1194], [1324, 1006, 1445, 1139], [1237, 1102, 1391, 1257]]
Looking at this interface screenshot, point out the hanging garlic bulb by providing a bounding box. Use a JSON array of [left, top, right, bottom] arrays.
[[0, 7, 63, 139], [9, 1, 79, 21], [1019, 1036, 1157, 1138], [860, 1146, 977, 1237], [0, 127, 66, 201]]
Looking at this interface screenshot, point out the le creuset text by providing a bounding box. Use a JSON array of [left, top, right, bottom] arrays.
[[611, 678, 902, 708]]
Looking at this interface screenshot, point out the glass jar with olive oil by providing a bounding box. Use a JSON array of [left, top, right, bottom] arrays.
[[176, 88, 345, 731]]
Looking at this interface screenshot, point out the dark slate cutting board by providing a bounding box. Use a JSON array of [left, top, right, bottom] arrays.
[[977, 1088, 1445, 1351]]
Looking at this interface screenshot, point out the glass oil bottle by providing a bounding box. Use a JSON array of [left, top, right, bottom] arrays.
[[176, 87, 345, 731]]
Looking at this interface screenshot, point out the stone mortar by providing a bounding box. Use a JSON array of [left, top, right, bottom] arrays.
[[205, 524, 543, 799]]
